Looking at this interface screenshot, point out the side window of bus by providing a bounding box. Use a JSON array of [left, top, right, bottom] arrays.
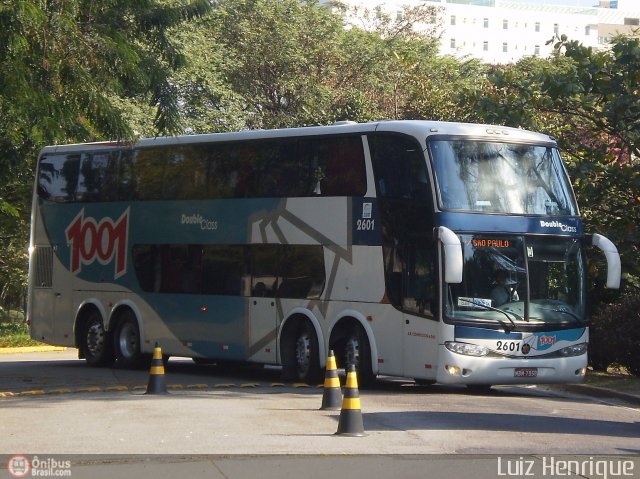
[[77, 151, 119, 202], [135, 149, 166, 200], [37, 154, 80, 202], [251, 245, 279, 297], [300, 137, 367, 197], [371, 135, 430, 201], [201, 245, 249, 296], [162, 146, 208, 200], [277, 245, 325, 299], [256, 140, 301, 197]]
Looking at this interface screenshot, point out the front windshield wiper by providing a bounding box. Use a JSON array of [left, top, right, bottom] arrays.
[[532, 307, 585, 327], [460, 298, 521, 332]]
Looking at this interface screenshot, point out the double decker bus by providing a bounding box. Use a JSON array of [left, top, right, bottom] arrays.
[[27, 120, 620, 387]]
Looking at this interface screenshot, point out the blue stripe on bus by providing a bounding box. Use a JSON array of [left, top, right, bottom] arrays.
[[436, 212, 583, 236], [149, 294, 248, 359], [455, 326, 523, 340]]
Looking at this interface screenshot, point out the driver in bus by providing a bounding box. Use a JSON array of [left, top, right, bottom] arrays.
[[490, 270, 519, 306]]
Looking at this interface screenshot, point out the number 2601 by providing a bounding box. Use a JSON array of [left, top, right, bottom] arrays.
[[356, 219, 375, 231], [496, 341, 520, 352]]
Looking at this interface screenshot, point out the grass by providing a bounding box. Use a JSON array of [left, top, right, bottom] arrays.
[[584, 366, 640, 393], [0, 314, 43, 348]]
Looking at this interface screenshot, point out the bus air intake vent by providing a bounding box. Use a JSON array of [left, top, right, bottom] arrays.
[[34, 246, 53, 288]]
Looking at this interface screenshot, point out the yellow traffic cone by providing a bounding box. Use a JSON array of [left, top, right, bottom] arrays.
[[335, 365, 366, 436], [145, 343, 168, 395], [320, 350, 342, 410]]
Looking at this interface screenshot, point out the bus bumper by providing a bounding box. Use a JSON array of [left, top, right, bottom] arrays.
[[435, 346, 587, 385]]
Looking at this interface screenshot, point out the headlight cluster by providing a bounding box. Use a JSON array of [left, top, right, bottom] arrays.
[[445, 341, 489, 357], [557, 342, 588, 357]]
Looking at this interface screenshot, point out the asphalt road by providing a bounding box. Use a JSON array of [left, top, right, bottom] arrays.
[[1, 349, 638, 478]]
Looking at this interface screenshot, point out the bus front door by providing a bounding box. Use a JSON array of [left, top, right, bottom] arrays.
[[403, 313, 438, 381]]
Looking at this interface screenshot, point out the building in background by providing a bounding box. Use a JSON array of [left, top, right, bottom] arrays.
[[323, 0, 640, 63]]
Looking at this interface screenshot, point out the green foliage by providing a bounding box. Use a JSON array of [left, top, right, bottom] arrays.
[[0, 0, 211, 307], [589, 293, 640, 376], [0, 315, 41, 348]]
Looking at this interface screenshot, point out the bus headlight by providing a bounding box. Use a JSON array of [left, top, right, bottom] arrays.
[[558, 343, 588, 357], [445, 341, 489, 357]]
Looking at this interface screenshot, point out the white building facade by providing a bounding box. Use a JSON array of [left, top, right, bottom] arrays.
[[325, 0, 640, 64]]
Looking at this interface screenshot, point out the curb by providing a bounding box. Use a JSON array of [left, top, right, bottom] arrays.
[[553, 383, 640, 407], [0, 346, 68, 355]]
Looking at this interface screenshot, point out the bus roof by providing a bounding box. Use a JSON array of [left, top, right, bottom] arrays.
[[37, 120, 556, 155]]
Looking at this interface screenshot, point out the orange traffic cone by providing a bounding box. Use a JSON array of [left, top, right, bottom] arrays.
[[335, 365, 366, 436], [145, 343, 168, 395], [320, 350, 342, 410]]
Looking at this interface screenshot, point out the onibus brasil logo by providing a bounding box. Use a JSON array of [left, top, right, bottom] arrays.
[[65, 208, 130, 279]]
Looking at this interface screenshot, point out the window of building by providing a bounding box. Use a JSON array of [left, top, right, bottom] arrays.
[[450, 38, 456, 48], [554, 23, 559, 34], [503, 19, 508, 29], [483, 41, 489, 51], [451, 15, 456, 26], [503, 42, 508, 52], [484, 18, 489, 28], [535, 22, 540, 32], [535, 45, 540, 55], [624, 17, 639, 26], [585, 25, 591, 35]]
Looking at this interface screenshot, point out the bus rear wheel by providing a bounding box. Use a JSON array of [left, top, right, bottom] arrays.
[[342, 325, 375, 388], [81, 311, 114, 367], [113, 313, 146, 369]]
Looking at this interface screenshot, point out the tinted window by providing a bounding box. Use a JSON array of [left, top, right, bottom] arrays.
[[39, 135, 367, 202], [37, 154, 80, 202], [133, 244, 325, 299], [77, 151, 119, 202], [371, 135, 430, 201]]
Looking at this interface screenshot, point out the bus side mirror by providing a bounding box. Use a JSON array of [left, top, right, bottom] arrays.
[[438, 226, 463, 284], [592, 233, 621, 289]]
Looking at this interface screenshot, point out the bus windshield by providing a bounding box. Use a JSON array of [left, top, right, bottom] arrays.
[[429, 140, 578, 215], [446, 235, 586, 327]]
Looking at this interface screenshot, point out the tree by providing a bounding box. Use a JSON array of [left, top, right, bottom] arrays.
[[0, 0, 211, 309]]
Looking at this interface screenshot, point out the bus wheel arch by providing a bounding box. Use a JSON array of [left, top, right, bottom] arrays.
[[329, 315, 377, 387], [76, 304, 114, 367], [110, 306, 147, 369], [279, 312, 323, 385]]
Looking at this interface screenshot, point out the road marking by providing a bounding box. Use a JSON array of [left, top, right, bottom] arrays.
[[0, 382, 323, 398]]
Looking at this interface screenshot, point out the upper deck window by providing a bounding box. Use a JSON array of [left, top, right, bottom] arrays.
[[37, 135, 367, 202], [429, 140, 578, 216]]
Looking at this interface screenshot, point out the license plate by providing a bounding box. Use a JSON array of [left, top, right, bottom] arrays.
[[514, 367, 538, 378]]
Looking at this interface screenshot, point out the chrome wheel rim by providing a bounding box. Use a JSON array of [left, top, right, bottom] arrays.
[[86, 322, 105, 358], [118, 322, 139, 360], [295, 332, 311, 378]]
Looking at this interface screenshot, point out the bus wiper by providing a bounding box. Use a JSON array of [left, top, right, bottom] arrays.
[[465, 299, 520, 332], [535, 307, 585, 327]]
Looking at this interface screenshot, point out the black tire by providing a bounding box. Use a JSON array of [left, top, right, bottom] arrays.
[[113, 312, 146, 369], [282, 321, 322, 385], [466, 384, 493, 394], [342, 324, 375, 388], [80, 311, 114, 367]]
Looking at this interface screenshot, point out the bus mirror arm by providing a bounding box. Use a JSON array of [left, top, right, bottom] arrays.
[[592, 233, 621, 289], [438, 226, 463, 284]]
